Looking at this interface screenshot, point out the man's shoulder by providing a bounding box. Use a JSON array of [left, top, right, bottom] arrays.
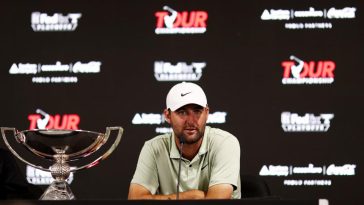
[[207, 127, 239, 146], [208, 127, 237, 139], [206, 127, 241, 161], [145, 133, 172, 149]]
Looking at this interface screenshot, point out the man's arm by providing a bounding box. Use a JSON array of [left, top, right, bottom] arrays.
[[128, 183, 205, 200], [128, 183, 233, 200], [205, 183, 233, 199], [208, 132, 241, 199]]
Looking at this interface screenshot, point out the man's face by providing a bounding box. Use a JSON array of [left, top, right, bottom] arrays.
[[164, 104, 209, 145]]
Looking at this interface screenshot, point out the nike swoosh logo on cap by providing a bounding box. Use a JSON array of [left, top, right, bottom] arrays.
[[181, 92, 191, 97]]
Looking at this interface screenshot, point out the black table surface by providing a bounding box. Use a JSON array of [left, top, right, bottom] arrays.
[[0, 198, 328, 205]]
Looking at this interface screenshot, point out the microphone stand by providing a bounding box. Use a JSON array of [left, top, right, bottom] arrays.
[[176, 137, 184, 200]]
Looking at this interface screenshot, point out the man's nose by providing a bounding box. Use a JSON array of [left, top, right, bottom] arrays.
[[185, 111, 197, 123]]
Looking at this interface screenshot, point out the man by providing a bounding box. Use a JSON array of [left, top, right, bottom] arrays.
[[128, 82, 241, 199]]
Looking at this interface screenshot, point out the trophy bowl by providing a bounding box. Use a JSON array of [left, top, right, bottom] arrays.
[[1, 126, 123, 200]]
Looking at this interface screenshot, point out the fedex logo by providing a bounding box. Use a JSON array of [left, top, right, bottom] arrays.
[[31, 12, 82, 32], [282, 55, 335, 84], [28, 109, 80, 130], [155, 6, 208, 34], [281, 111, 334, 132]]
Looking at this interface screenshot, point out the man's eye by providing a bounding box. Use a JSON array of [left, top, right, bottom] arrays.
[[177, 111, 187, 115], [194, 109, 203, 114]]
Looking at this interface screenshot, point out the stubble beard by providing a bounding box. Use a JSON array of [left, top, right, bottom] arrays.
[[175, 124, 206, 145], [179, 130, 203, 145]]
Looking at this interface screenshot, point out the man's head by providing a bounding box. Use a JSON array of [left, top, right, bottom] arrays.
[[164, 82, 209, 145], [165, 82, 207, 112]]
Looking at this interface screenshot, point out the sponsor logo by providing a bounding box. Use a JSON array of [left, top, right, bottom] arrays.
[[132, 111, 227, 134], [261, 7, 356, 30], [31, 12, 82, 32], [9, 61, 101, 84], [28, 109, 80, 130], [155, 6, 208, 34], [260, 163, 356, 186], [259, 165, 289, 176], [281, 112, 334, 132], [326, 164, 356, 176], [181, 92, 192, 97], [154, 61, 206, 81], [132, 113, 162, 125], [26, 165, 74, 185], [281, 55, 335, 85]]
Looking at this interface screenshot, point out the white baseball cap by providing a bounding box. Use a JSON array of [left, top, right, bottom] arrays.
[[166, 82, 207, 111]]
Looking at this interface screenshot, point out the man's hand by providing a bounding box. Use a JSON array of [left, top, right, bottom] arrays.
[[128, 183, 205, 200], [128, 183, 233, 200], [179, 189, 205, 199]]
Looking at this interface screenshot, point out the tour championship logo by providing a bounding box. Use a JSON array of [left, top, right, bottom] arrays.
[[281, 55, 335, 85], [281, 112, 334, 132], [31, 12, 82, 32], [154, 61, 206, 81], [155, 6, 208, 34], [28, 109, 80, 130]]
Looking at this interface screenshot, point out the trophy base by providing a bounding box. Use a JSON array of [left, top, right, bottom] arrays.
[[40, 180, 75, 200]]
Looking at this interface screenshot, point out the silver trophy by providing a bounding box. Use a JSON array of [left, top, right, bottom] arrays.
[[0, 126, 123, 200]]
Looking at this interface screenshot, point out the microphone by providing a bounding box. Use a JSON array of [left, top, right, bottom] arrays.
[[176, 136, 184, 200]]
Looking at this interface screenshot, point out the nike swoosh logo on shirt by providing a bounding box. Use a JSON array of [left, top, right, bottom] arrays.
[[201, 163, 209, 170]]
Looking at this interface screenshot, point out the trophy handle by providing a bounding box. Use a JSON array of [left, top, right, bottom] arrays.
[[70, 126, 123, 172], [1, 127, 49, 172]]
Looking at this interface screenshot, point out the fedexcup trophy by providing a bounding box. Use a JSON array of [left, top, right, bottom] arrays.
[[0, 126, 123, 200]]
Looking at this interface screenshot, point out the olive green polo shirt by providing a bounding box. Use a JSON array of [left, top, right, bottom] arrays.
[[131, 126, 241, 199]]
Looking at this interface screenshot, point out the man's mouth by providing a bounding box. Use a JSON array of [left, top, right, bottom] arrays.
[[184, 127, 197, 134], [185, 127, 196, 131]]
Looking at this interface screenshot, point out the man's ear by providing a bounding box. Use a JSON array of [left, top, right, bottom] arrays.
[[204, 106, 210, 117], [204, 106, 210, 122], [163, 109, 171, 124]]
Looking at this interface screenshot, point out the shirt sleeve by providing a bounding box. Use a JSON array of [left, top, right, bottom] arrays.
[[209, 135, 240, 190], [130, 142, 159, 194]]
